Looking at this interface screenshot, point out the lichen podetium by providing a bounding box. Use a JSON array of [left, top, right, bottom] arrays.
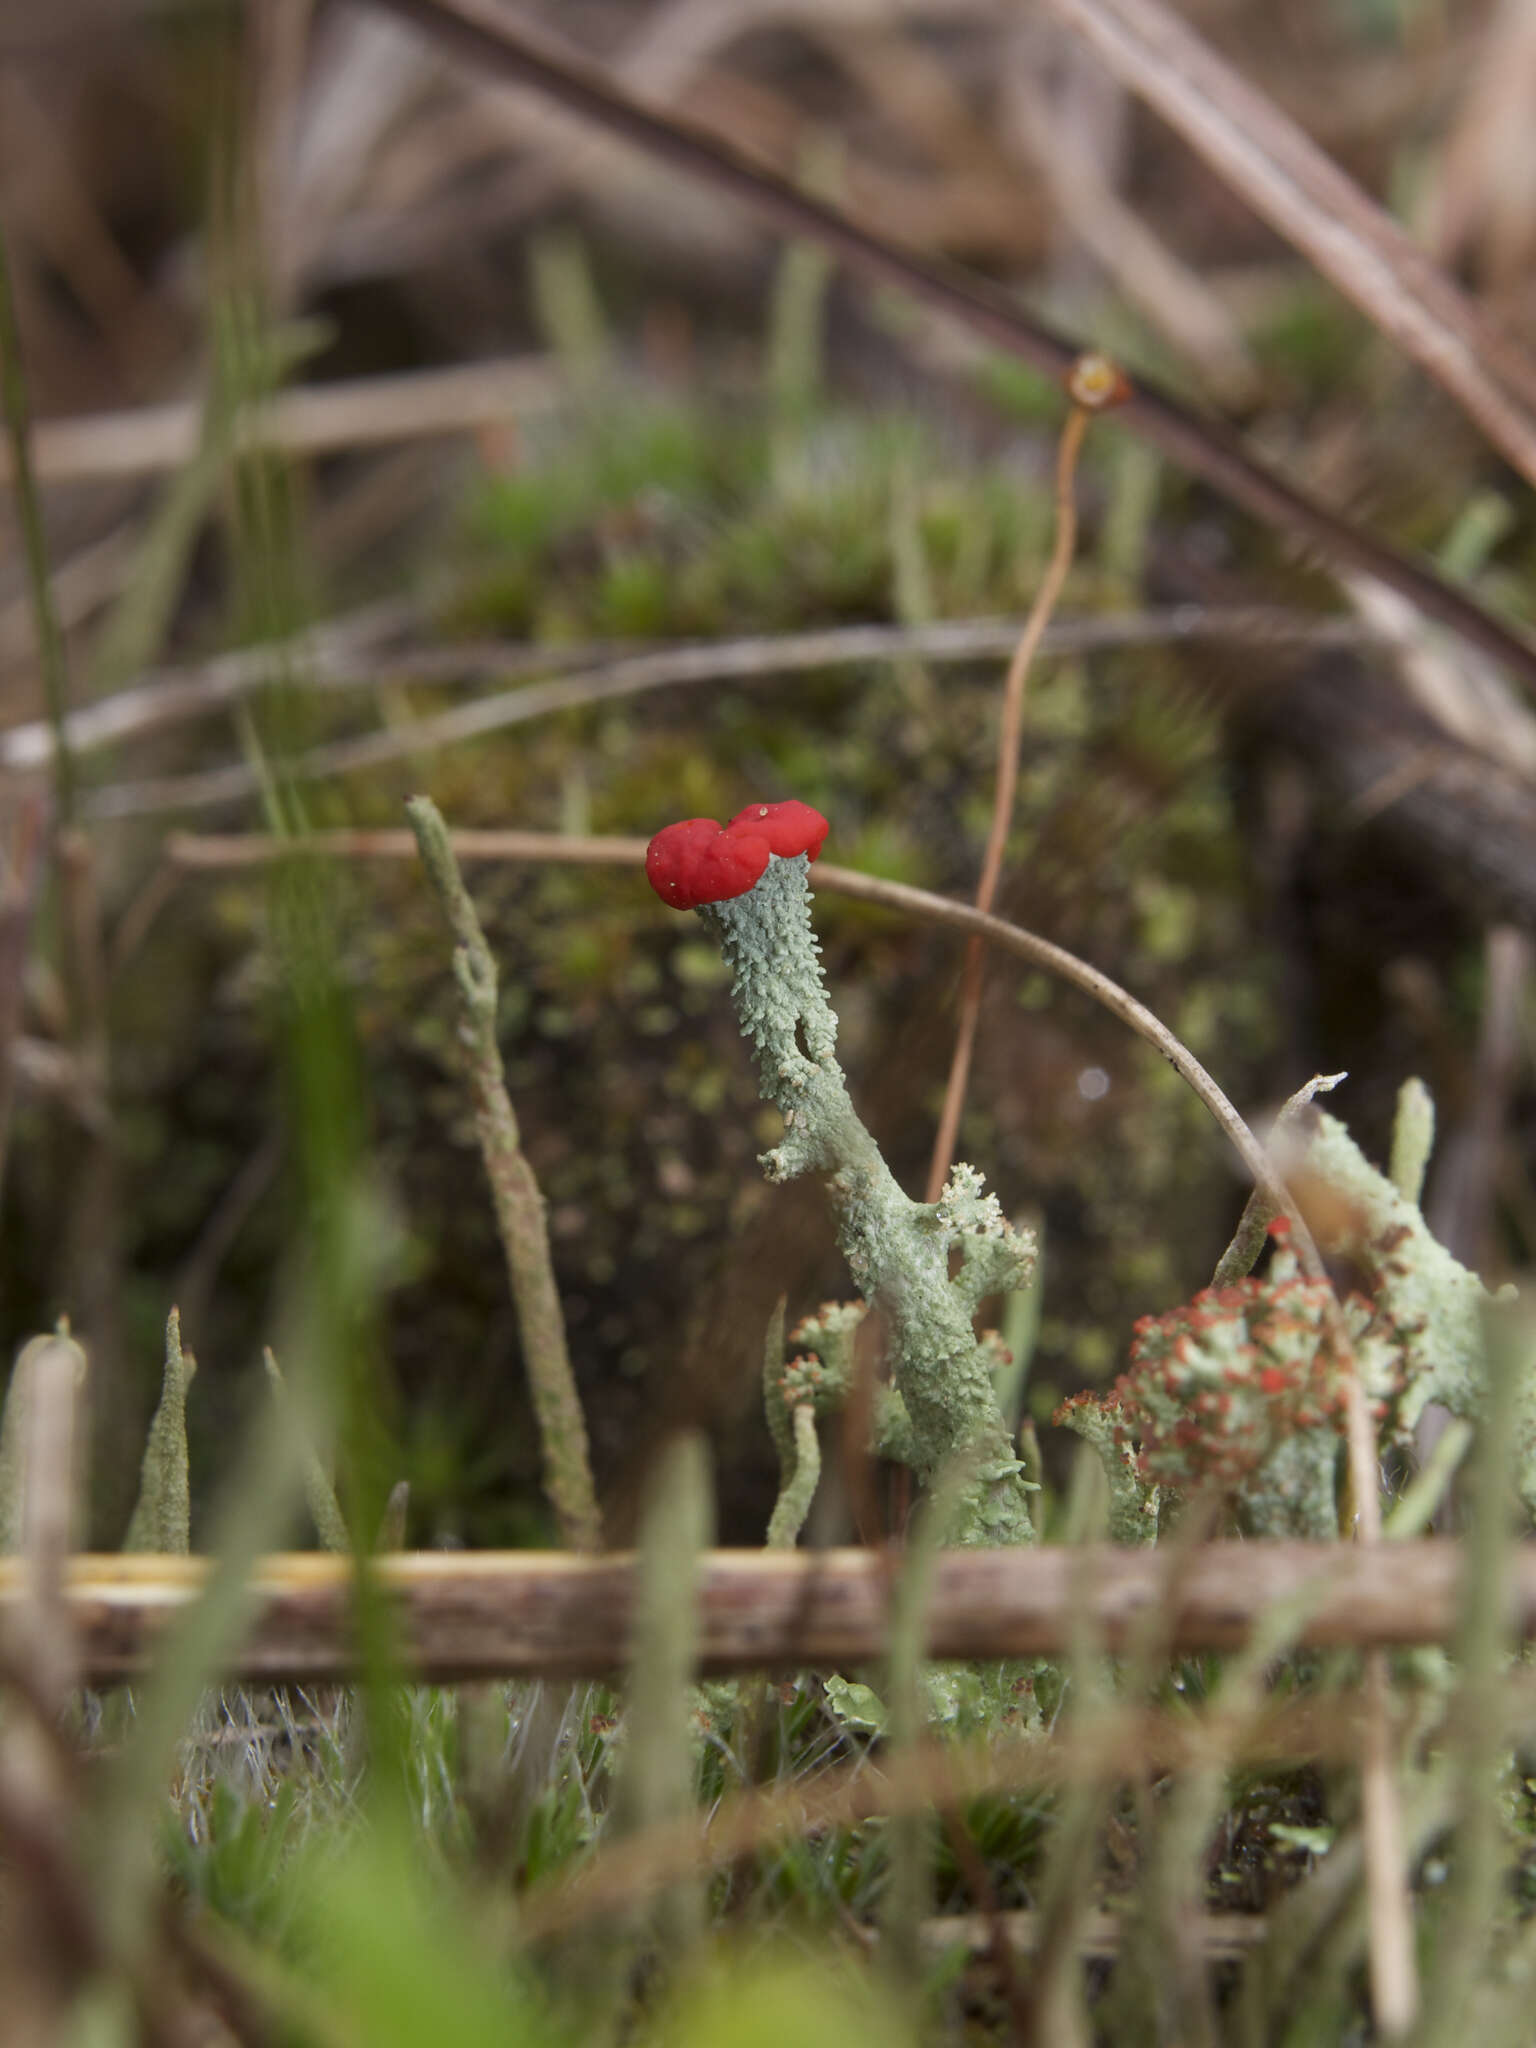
[[651, 815, 1037, 1546]]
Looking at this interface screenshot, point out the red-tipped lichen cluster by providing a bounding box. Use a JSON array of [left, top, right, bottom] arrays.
[[645, 800, 829, 910], [778, 1352, 833, 1412], [776, 1299, 866, 1415], [1060, 1228, 1360, 1500]]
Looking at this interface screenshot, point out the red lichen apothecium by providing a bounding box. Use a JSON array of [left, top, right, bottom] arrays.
[[645, 800, 829, 911]]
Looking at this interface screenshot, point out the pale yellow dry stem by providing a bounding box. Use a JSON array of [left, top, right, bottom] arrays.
[[924, 404, 1089, 1204], [1345, 1375, 1419, 2036]]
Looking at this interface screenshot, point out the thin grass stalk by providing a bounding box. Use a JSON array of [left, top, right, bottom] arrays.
[[924, 397, 1090, 1204], [1383, 1419, 1474, 1540], [1019, 1450, 1114, 2048], [263, 1347, 350, 1553], [1342, 1376, 1418, 2036], [615, 1433, 713, 1954], [0, 1334, 91, 2036], [1104, 1545, 1344, 2043], [0, 799, 44, 1210], [405, 797, 600, 1551], [0, 224, 74, 823], [1415, 1304, 1526, 2045], [880, 1454, 981, 1983]]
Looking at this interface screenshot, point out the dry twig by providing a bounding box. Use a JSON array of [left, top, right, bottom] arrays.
[[924, 363, 1114, 1203], [1, 606, 1372, 778], [4, 1538, 1534, 1684]]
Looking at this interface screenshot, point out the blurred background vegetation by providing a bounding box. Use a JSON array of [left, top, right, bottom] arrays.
[[1, 0, 1533, 1556]]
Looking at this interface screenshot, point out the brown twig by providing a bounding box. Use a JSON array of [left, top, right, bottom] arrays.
[[362, 0, 1536, 691], [2, 605, 1374, 777], [10, 1540, 1536, 1684], [0, 354, 558, 486], [925, 373, 1104, 1203]]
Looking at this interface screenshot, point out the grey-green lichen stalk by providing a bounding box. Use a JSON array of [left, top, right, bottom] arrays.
[[700, 854, 1037, 1545]]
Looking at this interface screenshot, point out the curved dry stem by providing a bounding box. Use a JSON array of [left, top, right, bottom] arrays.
[[814, 862, 1327, 1281], [165, 825, 1325, 1279]]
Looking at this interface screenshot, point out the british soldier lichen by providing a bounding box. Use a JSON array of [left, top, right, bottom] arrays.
[[1060, 1081, 1524, 1540], [648, 809, 1037, 1546]]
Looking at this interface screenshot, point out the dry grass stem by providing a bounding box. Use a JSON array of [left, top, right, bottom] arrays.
[[0, 799, 45, 1202], [1, 606, 1374, 777], [1042, 0, 1536, 488], [0, 223, 75, 821], [363, 0, 1536, 690], [0, 355, 558, 486]]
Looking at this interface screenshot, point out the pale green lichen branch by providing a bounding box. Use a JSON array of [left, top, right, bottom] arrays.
[[263, 1348, 351, 1554], [767, 1403, 822, 1549], [1053, 1394, 1159, 1546], [407, 795, 600, 1552], [1067, 1084, 1527, 1539], [1210, 1071, 1347, 1289], [124, 1307, 196, 1554], [701, 854, 1036, 1546], [1288, 1108, 1507, 1461], [1388, 1076, 1436, 1206], [763, 1296, 926, 1544], [0, 1327, 88, 1553]]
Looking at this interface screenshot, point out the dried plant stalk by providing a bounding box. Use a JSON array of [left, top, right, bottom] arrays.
[[1043, 0, 1536, 488], [924, 392, 1091, 1203], [368, 0, 1536, 688]]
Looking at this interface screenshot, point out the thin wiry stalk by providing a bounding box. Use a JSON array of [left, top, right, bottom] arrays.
[[614, 1433, 712, 1953], [1416, 1306, 1526, 2046], [263, 1348, 350, 1554], [0, 222, 74, 822], [924, 396, 1090, 1204], [69, 608, 1379, 816]]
